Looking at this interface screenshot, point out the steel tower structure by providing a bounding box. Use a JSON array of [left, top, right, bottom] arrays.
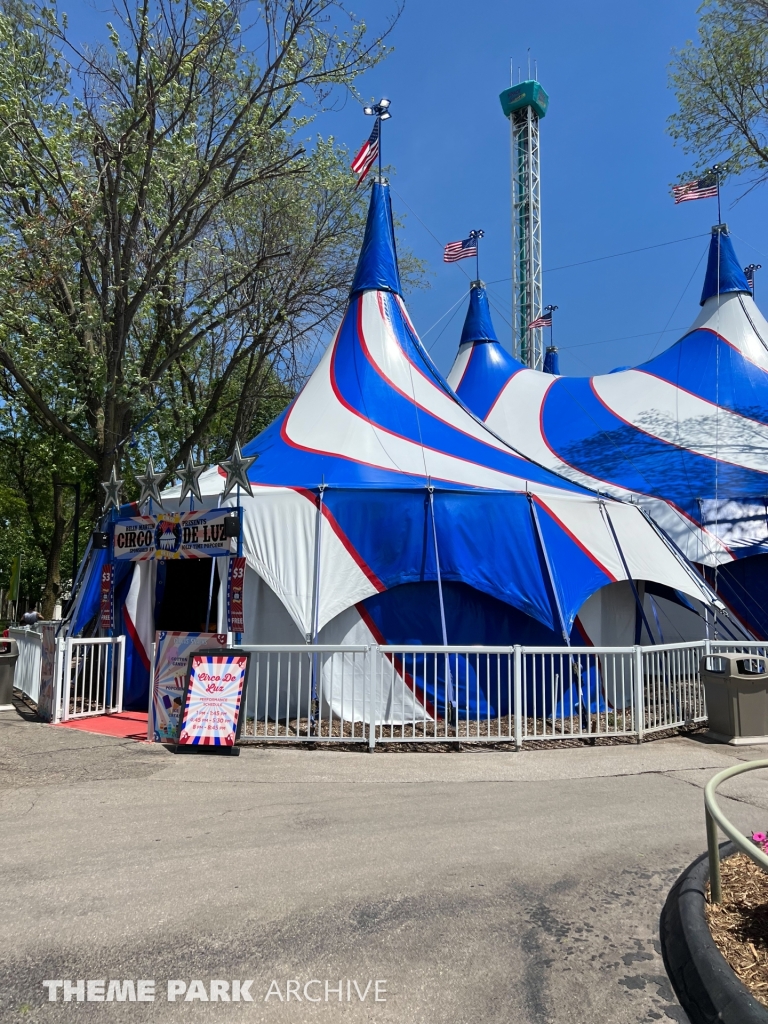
[[499, 80, 549, 368]]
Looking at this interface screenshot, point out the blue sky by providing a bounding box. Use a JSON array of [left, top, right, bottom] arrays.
[[66, 0, 768, 378], [323, 0, 768, 377]]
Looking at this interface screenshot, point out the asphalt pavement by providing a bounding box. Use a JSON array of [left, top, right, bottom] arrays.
[[2, 701, 767, 1023]]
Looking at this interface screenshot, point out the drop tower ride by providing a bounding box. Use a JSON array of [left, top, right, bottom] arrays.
[[499, 79, 549, 368]]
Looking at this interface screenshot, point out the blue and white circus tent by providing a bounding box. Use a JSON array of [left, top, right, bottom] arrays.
[[72, 182, 717, 715], [449, 227, 766, 639]]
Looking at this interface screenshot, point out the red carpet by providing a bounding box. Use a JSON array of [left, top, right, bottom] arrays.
[[54, 711, 149, 741]]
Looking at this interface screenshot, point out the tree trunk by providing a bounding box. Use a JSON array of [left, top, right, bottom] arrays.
[[40, 475, 66, 619]]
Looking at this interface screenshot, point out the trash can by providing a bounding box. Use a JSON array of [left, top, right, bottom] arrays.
[[0, 639, 18, 711], [701, 653, 768, 744]]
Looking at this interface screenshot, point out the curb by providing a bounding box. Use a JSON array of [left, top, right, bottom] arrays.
[[660, 842, 768, 1024]]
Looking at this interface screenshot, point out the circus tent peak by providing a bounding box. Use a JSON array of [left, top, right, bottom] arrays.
[[460, 282, 499, 345], [447, 282, 524, 410], [349, 179, 402, 298], [700, 226, 751, 306]]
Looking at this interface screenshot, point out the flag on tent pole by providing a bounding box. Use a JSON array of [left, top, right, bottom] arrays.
[[672, 177, 718, 203], [443, 237, 478, 263], [351, 120, 380, 185], [528, 313, 553, 330], [8, 552, 21, 603]]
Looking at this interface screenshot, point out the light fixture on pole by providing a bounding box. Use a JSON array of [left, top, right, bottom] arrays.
[[362, 98, 391, 180], [745, 264, 762, 296]]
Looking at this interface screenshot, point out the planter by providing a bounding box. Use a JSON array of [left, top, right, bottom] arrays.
[[660, 842, 768, 1024]]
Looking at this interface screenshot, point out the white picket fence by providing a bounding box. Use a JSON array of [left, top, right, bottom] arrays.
[[234, 638, 757, 748], [16, 634, 767, 746], [12, 630, 125, 723]]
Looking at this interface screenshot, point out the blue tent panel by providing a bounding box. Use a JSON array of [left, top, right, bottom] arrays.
[[349, 181, 401, 297], [700, 230, 751, 305]]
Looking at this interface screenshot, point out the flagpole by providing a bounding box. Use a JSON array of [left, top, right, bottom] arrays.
[[714, 164, 722, 224], [377, 116, 382, 180]]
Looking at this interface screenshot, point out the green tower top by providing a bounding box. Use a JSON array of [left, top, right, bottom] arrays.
[[499, 80, 548, 120]]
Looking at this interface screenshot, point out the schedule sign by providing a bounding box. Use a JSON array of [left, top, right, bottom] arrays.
[[176, 652, 249, 750]]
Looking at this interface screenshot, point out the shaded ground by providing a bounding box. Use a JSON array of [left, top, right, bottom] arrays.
[[2, 699, 768, 1022]]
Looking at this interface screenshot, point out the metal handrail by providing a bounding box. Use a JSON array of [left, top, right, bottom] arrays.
[[705, 759, 768, 902]]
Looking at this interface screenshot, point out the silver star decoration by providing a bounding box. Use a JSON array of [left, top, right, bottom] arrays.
[[101, 466, 123, 512], [177, 453, 205, 505], [219, 442, 257, 499], [135, 457, 165, 508]]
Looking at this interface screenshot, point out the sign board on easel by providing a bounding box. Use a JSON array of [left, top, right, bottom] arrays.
[[148, 631, 229, 743], [176, 651, 249, 752]]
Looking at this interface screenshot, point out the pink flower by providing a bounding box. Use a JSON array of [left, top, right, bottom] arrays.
[[753, 832, 767, 843]]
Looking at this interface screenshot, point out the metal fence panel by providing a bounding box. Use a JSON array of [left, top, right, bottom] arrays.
[[229, 640, 716, 747], [236, 645, 371, 743], [61, 637, 125, 720], [10, 627, 43, 705]]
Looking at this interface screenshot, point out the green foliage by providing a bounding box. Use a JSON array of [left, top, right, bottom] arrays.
[[668, 0, 768, 184], [0, 0, 426, 613]]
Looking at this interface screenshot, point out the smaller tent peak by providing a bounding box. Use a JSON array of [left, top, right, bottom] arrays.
[[459, 283, 499, 346], [700, 223, 751, 306], [350, 179, 402, 298], [543, 345, 560, 375]]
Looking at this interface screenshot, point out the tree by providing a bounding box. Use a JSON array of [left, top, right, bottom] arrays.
[[668, 0, 768, 186], [0, 0, 420, 615]]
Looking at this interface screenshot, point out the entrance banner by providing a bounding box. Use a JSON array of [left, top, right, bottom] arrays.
[[150, 631, 228, 742], [113, 509, 234, 561], [176, 651, 249, 750]]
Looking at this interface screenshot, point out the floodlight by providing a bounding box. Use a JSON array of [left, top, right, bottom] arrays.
[[379, 98, 391, 108], [380, 111, 391, 120], [363, 106, 374, 115]]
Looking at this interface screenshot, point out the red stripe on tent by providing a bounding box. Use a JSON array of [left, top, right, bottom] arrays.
[[363, 294, 525, 463], [572, 616, 593, 646], [633, 365, 768, 438], [483, 366, 526, 420], [531, 493, 618, 583], [123, 606, 151, 671], [292, 487, 386, 592], [355, 603, 437, 719], [535, 381, 734, 560]]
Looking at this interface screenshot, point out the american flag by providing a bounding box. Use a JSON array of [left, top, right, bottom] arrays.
[[351, 120, 380, 185], [745, 266, 757, 289], [672, 177, 718, 204], [443, 237, 478, 263], [528, 313, 552, 330]]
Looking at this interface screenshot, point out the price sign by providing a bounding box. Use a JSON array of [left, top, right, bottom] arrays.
[[100, 562, 114, 630], [176, 651, 249, 751], [227, 556, 246, 633]]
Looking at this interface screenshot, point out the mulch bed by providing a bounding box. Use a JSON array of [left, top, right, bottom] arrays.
[[707, 852, 768, 1008]]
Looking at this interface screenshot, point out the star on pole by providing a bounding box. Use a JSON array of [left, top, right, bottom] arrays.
[[177, 453, 205, 505], [135, 457, 166, 508], [219, 442, 257, 499], [101, 466, 123, 512]]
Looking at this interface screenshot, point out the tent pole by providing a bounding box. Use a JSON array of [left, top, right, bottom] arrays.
[[206, 493, 222, 632], [428, 485, 454, 723], [601, 502, 655, 644], [309, 485, 326, 731], [527, 492, 569, 644]]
